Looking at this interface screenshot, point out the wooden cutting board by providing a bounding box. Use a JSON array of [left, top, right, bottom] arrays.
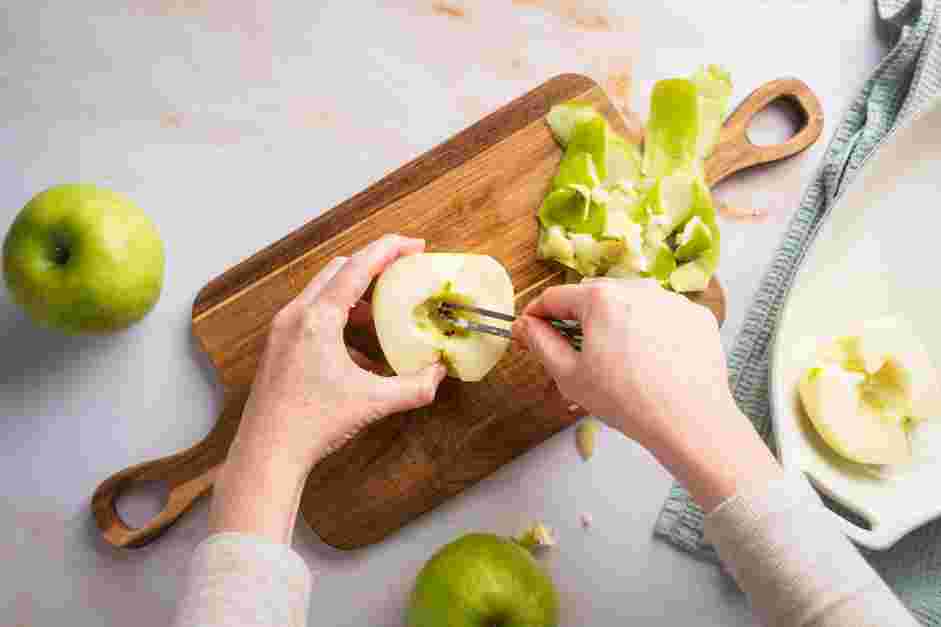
[[93, 74, 823, 549]]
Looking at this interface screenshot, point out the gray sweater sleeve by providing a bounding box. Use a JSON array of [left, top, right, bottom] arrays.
[[174, 532, 312, 627], [705, 472, 918, 627], [174, 474, 917, 627]]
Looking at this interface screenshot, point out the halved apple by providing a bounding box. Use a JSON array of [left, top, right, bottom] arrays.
[[372, 253, 515, 382], [799, 366, 911, 466], [798, 316, 941, 466]]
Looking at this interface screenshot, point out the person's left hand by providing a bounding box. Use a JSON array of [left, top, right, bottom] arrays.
[[230, 234, 447, 477]]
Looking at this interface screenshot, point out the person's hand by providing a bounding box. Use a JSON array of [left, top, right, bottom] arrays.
[[514, 278, 730, 445], [513, 278, 780, 511], [211, 234, 447, 542], [232, 234, 447, 474]]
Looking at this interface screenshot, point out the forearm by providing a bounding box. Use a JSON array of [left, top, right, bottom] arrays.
[[174, 533, 312, 627], [174, 440, 314, 627], [638, 402, 782, 512], [630, 402, 915, 625], [209, 435, 309, 544], [706, 473, 917, 627]]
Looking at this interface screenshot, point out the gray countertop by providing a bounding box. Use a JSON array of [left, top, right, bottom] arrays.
[[1, 1, 887, 624]]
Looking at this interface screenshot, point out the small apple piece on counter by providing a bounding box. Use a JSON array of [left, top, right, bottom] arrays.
[[407, 533, 559, 627], [797, 317, 941, 466], [516, 522, 557, 550], [372, 253, 514, 383], [575, 418, 600, 461], [2, 184, 165, 333]]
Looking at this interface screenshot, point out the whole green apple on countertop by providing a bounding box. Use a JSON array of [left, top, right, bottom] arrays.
[[407, 533, 559, 627], [2, 184, 165, 333]]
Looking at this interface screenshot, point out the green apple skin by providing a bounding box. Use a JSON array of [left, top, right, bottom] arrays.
[[2, 184, 165, 333], [407, 533, 559, 627]]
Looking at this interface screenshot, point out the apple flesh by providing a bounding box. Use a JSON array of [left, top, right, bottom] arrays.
[[407, 533, 559, 627], [798, 317, 941, 466], [799, 366, 910, 465], [372, 253, 514, 382], [2, 184, 165, 333]]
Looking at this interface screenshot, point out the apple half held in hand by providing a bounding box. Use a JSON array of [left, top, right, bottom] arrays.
[[372, 253, 514, 382]]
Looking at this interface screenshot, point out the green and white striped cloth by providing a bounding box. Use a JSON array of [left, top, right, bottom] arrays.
[[655, 1, 941, 623]]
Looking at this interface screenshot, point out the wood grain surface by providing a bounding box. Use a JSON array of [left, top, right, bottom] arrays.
[[93, 74, 822, 549]]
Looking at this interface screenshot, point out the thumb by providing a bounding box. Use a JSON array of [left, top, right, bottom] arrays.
[[377, 363, 448, 415], [517, 316, 578, 381]]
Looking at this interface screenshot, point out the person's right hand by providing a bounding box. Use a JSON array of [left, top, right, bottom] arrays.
[[513, 278, 780, 511]]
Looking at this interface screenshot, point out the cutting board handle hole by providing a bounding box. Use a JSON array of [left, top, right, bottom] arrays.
[[746, 97, 806, 147], [115, 480, 170, 530]]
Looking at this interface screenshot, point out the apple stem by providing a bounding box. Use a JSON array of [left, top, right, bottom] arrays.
[[53, 244, 70, 265]]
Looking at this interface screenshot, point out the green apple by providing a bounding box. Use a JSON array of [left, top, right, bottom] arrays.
[[372, 253, 514, 382], [407, 533, 559, 627], [2, 184, 165, 333]]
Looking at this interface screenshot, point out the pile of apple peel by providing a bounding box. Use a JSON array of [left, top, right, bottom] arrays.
[[538, 66, 731, 292], [798, 317, 941, 467]]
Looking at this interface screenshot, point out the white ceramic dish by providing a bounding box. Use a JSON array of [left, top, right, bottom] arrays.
[[771, 98, 941, 550]]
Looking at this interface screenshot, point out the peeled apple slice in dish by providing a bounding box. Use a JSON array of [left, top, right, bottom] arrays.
[[799, 366, 911, 466], [798, 316, 941, 466], [372, 253, 515, 382]]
